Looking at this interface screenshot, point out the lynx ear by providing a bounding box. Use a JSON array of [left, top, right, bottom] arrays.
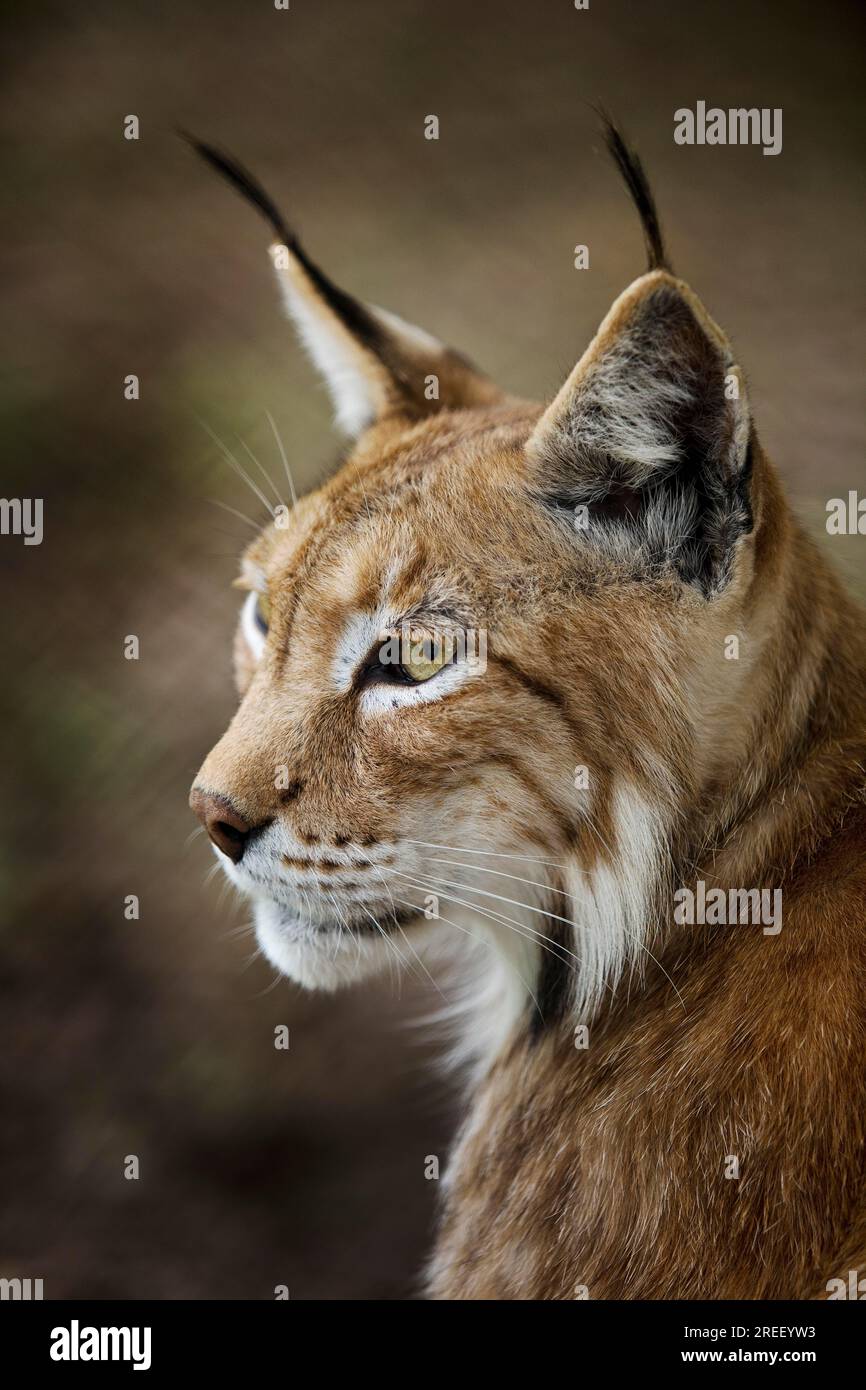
[[186, 137, 502, 436], [528, 270, 753, 593]]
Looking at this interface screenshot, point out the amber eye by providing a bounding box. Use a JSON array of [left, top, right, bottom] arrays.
[[254, 591, 270, 633], [400, 630, 454, 683], [366, 626, 456, 688]]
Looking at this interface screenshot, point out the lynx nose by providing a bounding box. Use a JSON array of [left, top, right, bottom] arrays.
[[189, 787, 254, 863]]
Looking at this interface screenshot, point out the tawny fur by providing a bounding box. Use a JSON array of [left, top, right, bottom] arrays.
[[190, 131, 866, 1301]]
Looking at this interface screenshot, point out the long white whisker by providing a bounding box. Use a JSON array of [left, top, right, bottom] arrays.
[[421, 855, 579, 897], [403, 838, 572, 871], [323, 889, 348, 963], [391, 867, 581, 939], [206, 497, 262, 531], [387, 891, 543, 1017], [224, 920, 257, 941], [266, 410, 298, 507], [357, 900, 415, 985], [401, 864, 684, 1006], [241, 942, 264, 973], [251, 960, 286, 996], [237, 434, 284, 509], [370, 869, 447, 998], [198, 418, 275, 517], [385, 870, 579, 971], [394, 918, 446, 998]]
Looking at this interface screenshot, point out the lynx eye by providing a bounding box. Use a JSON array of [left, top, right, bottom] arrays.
[[254, 591, 270, 633], [400, 633, 452, 683], [362, 627, 456, 689], [361, 628, 453, 687]]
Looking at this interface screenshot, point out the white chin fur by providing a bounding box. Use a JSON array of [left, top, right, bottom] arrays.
[[253, 898, 419, 991]]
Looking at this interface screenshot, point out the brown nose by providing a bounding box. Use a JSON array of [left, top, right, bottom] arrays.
[[189, 787, 254, 863]]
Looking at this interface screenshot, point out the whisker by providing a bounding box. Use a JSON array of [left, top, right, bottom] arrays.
[[398, 867, 685, 1011], [266, 410, 298, 507], [370, 869, 447, 999], [323, 889, 347, 963], [224, 920, 257, 941], [395, 919, 446, 998], [421, 855, 580, 897], [299, 886, 313, 934], [251, 962, 286, 997], [198, 417, 275, 517], [387, 890, 543, 1017], [385, 870, 579, 971], [404, 838, 572, 871], [206, 497, 262, 531], [390, 867, 582, 942], [357, 900, 418, 988], [237, 434, 284, 509], [241, 942, 264, 973]]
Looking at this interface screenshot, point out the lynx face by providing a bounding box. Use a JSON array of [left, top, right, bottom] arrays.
[[190, 130, 762, 1039]]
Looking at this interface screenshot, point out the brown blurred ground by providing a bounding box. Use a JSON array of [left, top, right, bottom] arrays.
[[0, 0, 864, 1298]]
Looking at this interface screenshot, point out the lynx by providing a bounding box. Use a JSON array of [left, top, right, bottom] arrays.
[[188, 123, 866, 1299]]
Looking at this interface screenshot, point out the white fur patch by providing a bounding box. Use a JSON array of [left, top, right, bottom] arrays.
[[567, 783, 666, 1020], [270, 249, 447, 438], [274, 273, 377, 436]]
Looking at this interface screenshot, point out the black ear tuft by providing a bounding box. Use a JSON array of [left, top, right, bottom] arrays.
[[597, 111, 670, 273], [179, 131, 390, 362], [178, 130, 297, 248]]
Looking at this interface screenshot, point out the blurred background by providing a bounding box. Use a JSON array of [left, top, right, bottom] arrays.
[[1, 0, 864, 1298]]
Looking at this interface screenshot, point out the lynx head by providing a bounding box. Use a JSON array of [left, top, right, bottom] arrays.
[[189, 125, 770, 1054]]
